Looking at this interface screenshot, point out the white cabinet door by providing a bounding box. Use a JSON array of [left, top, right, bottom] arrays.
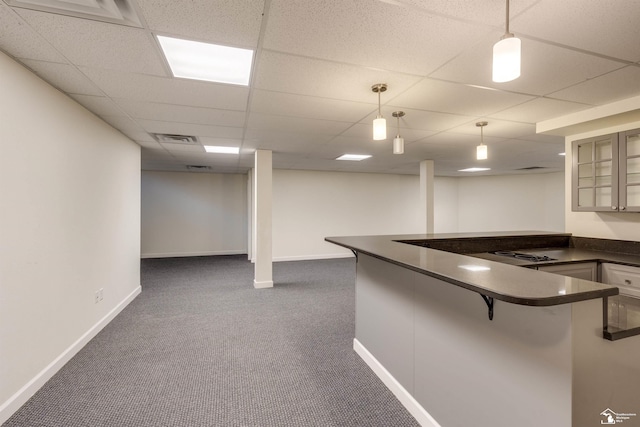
[[601, 263, 640, 297], [537, 262, 598, 281]]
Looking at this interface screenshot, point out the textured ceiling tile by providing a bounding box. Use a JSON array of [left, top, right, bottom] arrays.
[[400, 0, 540, 26], [0, 3, 67, 62], [247, 113, 352, 136], [15, 8, 167, 75], [263, 0, 490, 75], [136, 0, 263, 48], [136, 120, 244, 139], [80, 67, 250, 110], [21, 59, 103, 95], [114, 99, 247, 127], [548, 66, 640, 106], [250, 89, 376, 123], [69, 95, 127, 116], [254, 50, 422, 102], [430, 34, 625, 96], [391, 79, 534, 117], [489, 97, 591, 123], [513, 0, 640, 62]]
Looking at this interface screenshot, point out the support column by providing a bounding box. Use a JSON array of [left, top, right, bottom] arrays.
[[420, 160, 435, 234], [253, 150, 273, 288]]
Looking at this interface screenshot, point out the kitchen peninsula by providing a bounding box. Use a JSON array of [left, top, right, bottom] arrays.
[[326, 231, 640, 427]]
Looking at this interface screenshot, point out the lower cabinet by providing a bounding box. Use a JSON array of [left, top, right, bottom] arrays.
[[601, 262, 640, 298], [537, 262, 598, 281]]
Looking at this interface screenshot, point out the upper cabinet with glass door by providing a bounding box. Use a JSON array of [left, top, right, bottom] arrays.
[[572, 133, 618, 211], [572, 128, 640, 212], [619, 128, 640, 212]]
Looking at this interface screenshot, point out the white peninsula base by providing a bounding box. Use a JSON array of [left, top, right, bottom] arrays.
[[354, 254, 640, 427]]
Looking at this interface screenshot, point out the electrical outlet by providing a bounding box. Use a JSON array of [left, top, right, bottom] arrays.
[[94, 290, 100, 304], [99, 288, 104, 302]]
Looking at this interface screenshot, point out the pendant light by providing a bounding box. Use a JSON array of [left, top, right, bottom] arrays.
[[476, 121, 488, 160], [371, 83, 387, 140], [392, 111, 405, 154], [492, 0, 521, 83]]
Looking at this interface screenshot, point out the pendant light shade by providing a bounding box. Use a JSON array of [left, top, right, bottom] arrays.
[[392, 111, 405, 155], [373, 116, 386, 141], [493, 36, 521, 83], [492, 0, 521, 83], [372, 83, 387, 140], [476, 144, 488, 160], [476, 121, 488, 160]]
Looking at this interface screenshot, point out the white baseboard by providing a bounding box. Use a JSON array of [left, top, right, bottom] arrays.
[[0, 286, 142, 424], [353, 339, 441, 427], [253, 279, 274, 289], [141, 250, 247, 259]]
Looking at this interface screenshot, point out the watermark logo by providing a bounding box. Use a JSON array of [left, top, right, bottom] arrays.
[[601, 408, 637, 424]]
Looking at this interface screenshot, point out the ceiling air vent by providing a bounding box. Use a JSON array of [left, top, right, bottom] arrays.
[[186, 165, 211, 171], [151, 133, 199, 145], [4, 0, 143, 28], [516, 166, 546, 171]]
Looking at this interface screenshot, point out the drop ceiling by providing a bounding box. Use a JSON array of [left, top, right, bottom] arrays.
[[1, 0, 639, 176]]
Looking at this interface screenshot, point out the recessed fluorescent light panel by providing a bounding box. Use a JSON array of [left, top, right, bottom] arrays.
[[204, 146, 240, 154], [458, 167, 491, 172], [157, 36, 253, 86], [336, 154, 372, 161]]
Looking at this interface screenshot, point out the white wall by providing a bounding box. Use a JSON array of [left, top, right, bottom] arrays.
[[457, 172, 565, 233], [272, 170, 423, 260], [434, 177, 459, 233], [0, 52, 141, 422], [564, 121, 640, 241], [140, 169, 565, 261], [141, 171, 247, 258]]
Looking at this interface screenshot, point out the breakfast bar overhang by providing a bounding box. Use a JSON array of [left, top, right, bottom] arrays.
[[326, 232, 640, 427]]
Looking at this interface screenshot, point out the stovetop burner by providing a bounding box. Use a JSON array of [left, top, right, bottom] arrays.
[[490, 251, 556, 263]]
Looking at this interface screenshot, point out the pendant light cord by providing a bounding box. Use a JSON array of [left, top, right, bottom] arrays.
[[505, 0, 510, 34]]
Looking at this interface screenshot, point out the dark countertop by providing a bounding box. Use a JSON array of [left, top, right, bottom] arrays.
[[469, 248, 640, 268], [325, 231, 620, 307]]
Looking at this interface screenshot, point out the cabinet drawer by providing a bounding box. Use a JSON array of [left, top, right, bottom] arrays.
[[537, 262, 597, 281], [601, 263, 640, 297]]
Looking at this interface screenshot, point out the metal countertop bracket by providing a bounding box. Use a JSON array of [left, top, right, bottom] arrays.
[[481, 294, 494, 320]]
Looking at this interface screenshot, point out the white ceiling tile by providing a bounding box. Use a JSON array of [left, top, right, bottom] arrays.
[[548, 66, 640, 106], [136, 0, 263, 48], [489, 97, 591, 123], [80, 67, 250, 110], [99, 115, 144, 133], [254, 50, 422, 102], [159, 143, 205, 153], [263, 0, 491, 75], [136, 120, 244, 139], [70, 95, 127, 117], [250, 89, 375, 122], [400, 0, 541, 27], [341, 122, 436, 143], [15, 8, 167, 75], [243, 128, 333, 153], [513, 0, 640, 62], [21, 59, 103, 95], [448, 120, 536, 139], [390, 78, 534, 117], [247, 113, 352, 136], [0, 3, 67, 62], [430, 35, 625, 96], [114, 99, 247, 127]]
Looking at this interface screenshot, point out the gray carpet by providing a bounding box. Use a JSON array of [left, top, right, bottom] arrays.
[[4, 256, 420, 427]]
